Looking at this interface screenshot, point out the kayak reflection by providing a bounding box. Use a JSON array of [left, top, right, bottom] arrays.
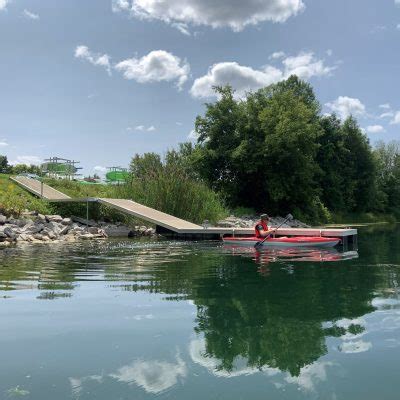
[[223, 245, 359, 264]]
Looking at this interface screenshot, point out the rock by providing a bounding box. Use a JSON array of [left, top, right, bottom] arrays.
[[45, 215, 63, 223], [59, 226, 70, 236], [4, 227, 17, 240], [21, 210, 38, 217], [45, 221, 61, 235], [88, 226, 99, 235], [145, 228, 155, 236], [103, 225, 131, 237], [23, 223, 44, 235], [0, 232, 8, 241], [71, 216, 98, 227], [33, 233, 44, 241], [42, 229, 57, 240], [37, 214, 46, 223], [0, 215, 7, 225], [0, 241, 10, 248], [61, 218, 72, 226]]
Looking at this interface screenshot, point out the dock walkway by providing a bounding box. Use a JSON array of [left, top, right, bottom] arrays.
[[11, 176, 357, 240]]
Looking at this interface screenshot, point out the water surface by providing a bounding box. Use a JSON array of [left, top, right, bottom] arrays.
[[1, 227, 399, 399]]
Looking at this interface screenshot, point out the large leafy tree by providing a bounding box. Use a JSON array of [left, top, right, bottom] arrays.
[[340, 117, 376, 212], [193, 76, 323, 218]]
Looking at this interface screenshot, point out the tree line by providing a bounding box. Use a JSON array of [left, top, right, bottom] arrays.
[[3, 75, 400, 223], [182, 76, 399, 222]]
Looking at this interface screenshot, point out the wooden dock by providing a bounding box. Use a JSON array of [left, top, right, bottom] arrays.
[[11, 176, 71, 200], [11, 176, 358, 242]]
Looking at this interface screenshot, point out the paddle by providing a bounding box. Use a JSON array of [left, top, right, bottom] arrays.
[[254, 213, 294, 248]]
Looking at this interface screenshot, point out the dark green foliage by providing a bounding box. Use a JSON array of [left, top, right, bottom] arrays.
[[193, 77, 326, 221], [0, 155, 11, 173], [373, 141, 400, 217], [189, 76, 398, 222]]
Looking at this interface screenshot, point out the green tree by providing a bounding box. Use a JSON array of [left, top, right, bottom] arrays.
[[340, 117, 376, 212], [373, 141, 400, 216], [0, 155, 10, 173], [193, 77, 324, 220]]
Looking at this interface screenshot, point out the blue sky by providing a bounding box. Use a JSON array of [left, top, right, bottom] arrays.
[[0, 0, 399, 175]]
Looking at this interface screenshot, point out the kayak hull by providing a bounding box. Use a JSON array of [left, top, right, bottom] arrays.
[[222, 236, 341, 248]]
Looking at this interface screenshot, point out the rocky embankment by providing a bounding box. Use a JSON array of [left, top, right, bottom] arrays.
[[216, 215, 310, 229], [0, 212, 156, 247]]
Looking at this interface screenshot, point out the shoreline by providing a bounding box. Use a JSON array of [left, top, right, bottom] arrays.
[[0, 211, 157, 248]]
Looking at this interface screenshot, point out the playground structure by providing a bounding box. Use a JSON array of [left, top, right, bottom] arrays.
[[42, 157, 82, 180], [106, 167, 129, 184]]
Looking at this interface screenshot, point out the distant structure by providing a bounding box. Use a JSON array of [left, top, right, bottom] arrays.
[[106, 166, 129, 184], [42, 157, 82, 180]]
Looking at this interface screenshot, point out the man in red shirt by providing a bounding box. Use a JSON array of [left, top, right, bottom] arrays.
[[255, 214, 271, 238]]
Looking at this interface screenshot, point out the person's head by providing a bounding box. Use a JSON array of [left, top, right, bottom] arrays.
[[260, 213, 269, 222]]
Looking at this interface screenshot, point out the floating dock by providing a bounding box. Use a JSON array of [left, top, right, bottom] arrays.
[[11, 176, 358, 245]]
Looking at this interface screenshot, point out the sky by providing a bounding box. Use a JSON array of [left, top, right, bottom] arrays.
[[0, 0, 400, 175]]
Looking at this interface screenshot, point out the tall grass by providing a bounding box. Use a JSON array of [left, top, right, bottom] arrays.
[[45, 160, 228, 225], [117, 154, 227, 224]]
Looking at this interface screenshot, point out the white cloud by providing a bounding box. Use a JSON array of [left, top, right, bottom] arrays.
[[74, 45, 112, 75], [325, 96, 366, 119], [112, 0, 130, 12], [118, 0, 305, 32], [133, 124, 156, 132], [0, 140, 8, 147], [109, 356, 187, 394], [176, 122, 183, 126], [171, 22, 191, 36], [366, 125, 385, 133], [269, 51, 286, 60], [191, 51, 335, 99], [379, 103, 391, 109], [189, 338, 279, 378], [10, 155, 42, 166], [285, 362, 334, 392], [23, 9, 39, 19], [396, 0, 400, 6], [282, 52, 335, 80], [326, 49, 333, 56], [115, 50, 190, 90], [339, 340, 372, 354], [93, 166, 107, 173], [397, 23, 400, 30], [133, 313, 154, 320], [0, 0, 10, 11], [380, 112, 394, 119], [391, 111, 400, 125]]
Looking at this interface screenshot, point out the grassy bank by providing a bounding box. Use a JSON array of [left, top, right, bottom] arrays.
[[0, 174, 54, 216], [46, 178, 227, 225]]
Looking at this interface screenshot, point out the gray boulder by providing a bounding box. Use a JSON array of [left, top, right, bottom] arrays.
[[45, 215, 63, 223]]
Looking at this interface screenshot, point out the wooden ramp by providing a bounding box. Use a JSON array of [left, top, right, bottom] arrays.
[[10, 176, 71, 201], [98, 198, 202, 232]]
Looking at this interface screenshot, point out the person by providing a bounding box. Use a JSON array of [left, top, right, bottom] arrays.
[[255, 214, 271, 238]]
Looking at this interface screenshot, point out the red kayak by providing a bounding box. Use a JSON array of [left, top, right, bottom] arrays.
[[222, 236, 341, 248]]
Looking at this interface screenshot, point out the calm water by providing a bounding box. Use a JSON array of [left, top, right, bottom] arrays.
[[1, 226, 400, 399]]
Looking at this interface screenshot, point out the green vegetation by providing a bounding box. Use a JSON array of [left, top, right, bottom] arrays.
[[0, 174, 53, 216], [187, 76, 400, 223]]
